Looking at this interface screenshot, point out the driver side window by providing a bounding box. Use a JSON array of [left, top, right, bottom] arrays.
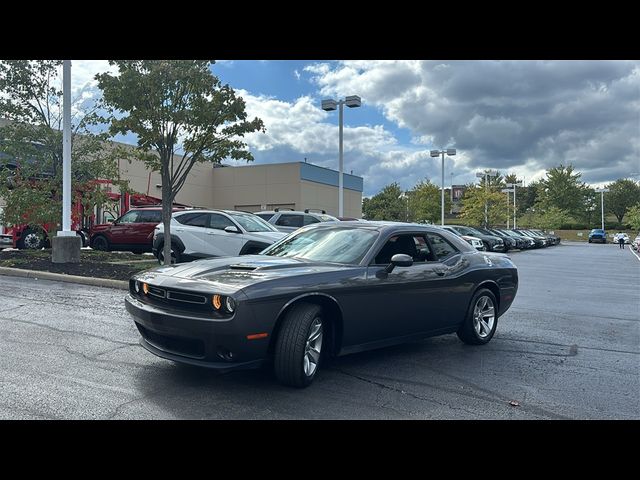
[[373, 234, 436, 265], [118, 211, 139, 224]]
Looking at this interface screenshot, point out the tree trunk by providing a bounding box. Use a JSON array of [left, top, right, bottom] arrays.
[[162, 174, 173, 266]]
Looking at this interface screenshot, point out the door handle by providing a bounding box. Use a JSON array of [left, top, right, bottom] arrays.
[[206, 232, 217, 235], [434, 268, 447, 276], [175, 228, 184, 232]]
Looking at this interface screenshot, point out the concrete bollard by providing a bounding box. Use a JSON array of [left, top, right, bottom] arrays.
[[51, 235, 82, 263]]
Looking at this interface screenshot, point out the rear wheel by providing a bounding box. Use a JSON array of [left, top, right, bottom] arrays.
[[457, 288, 498, 345], [91, 235, 110, 251], [17, 228, 46, 250], [274, 303, 324, 388]]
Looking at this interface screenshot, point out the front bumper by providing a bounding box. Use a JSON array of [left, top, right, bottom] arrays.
[[125, 294, 268, 370], [589, 237, 606, 243]]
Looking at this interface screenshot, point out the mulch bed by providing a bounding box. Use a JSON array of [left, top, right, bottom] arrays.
[[0, 249, 159, 281]]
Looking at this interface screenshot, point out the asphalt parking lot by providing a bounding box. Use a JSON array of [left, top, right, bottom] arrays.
[[0, 242, 638, 419]]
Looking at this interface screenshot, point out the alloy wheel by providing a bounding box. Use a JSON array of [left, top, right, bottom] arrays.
[[473, 296, 495, 338], [303, 318, 323, 377]]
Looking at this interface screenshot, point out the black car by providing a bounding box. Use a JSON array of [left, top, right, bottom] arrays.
[[514, 229, 548, 247], [495, 228, 535, 250], [476, 227, 516, 252], [445, 225, 505, 252], [125, 222, 519, 387]]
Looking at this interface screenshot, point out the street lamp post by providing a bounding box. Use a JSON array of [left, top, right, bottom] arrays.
[[595, 187, 610, 231], [321, 95, 361, 217], [505, 181, 522, 228], [450, 172, 455, 214], [476, 170, 498, 227], [399, 192, 409, 222], [430, 148, 456, 225], [501, 188, 512, 228]]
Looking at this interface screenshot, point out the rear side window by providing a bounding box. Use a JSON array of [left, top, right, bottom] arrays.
[[137, 210, 162, 223], [276, 214, 304, 228], [303, 215, 320, 226], [256, 213, 274, 221], [426, 232, 459, 260], [175, 212, 210, 228]]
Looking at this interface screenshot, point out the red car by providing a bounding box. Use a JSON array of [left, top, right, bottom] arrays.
[[90, 207, 180, 253]]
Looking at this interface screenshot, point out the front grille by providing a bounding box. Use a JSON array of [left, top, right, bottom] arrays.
[[131, 281, 212, 313], [136, 324, 205, 359]]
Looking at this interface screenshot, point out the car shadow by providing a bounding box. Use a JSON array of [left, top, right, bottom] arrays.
[[129, 334, 494, 419]]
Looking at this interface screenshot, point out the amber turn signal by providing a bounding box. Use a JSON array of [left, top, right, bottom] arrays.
[[212, 294, 222, 310], [142, 283, 149, 295]]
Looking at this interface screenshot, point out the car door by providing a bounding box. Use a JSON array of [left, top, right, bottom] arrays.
[[109, 210, 139, 245], [201, 213, 245, 256], [173, 212, 211, 256], [131, 209, 162, 246], [357, 232, 459, 345]]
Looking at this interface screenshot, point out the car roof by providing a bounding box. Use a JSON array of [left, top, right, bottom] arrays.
[[173, 209, 255, 216]]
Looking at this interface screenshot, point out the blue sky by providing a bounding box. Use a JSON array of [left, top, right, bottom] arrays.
[[71, 60, 640, 196]]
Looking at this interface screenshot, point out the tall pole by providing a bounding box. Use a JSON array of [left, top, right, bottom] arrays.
[[61, 60, 72, 234], [441, 152, 445, 225], [513, 183, 517, 229], [484, 174, 488, 227], [338, 100, 344, 218], [600, 190, 605, 231], [506, 190, 510, 228], [450, 172, 454, 214]]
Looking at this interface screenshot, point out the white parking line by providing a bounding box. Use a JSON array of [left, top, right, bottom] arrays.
[[629, 247, 640, 262]]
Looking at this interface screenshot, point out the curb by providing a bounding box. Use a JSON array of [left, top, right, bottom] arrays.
[[0, 266, 128, 290]]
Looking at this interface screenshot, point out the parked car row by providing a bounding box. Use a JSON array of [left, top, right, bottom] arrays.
[[438, 225, 560, 252]]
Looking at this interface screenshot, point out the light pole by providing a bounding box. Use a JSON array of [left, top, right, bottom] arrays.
[[430, 148, 456, 225], [450, 172, 455, 214], [501, 188, 512, 228], [321, 95, 362, 217], [595, 187, 610, 231], [398, 192, 409, 222], [505, 181, 522, 228], [476, 170, 498, 227]]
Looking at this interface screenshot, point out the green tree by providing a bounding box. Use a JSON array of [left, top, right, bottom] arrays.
[[97, 60, 264, 264], [516, 179, 541, 216], [625, 204, 640, 230], [0, 60, 126, 235], [536, 164, 586, 217], [604, 179, 640, 225], [534, 206, 572, 230], [407, 179, 449, 223], [459, 184, 508, 227], [362, 182, 405, 221]]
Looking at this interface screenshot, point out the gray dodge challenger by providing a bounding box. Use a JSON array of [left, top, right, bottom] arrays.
[[125, 222, 519, 387]]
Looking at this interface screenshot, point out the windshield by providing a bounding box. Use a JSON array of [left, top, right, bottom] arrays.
[[456, 226, 484, 237], [263, 227, 379, 265], [230, 213, 278, 232]]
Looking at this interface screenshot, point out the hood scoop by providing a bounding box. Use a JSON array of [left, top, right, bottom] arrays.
[[229, 264, 259, 271]]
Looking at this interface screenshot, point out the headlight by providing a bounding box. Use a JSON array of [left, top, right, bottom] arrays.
[[134, 280, 141, 293], [212, 294, 222, 310], [224, 296, 236, 313], [142, 283, 149, 295]]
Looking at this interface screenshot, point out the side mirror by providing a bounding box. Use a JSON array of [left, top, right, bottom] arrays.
[[224, 226, 241, 234], [384, 253, 413, 273]]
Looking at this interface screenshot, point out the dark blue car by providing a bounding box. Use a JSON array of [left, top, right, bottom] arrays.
[[588, 229, 607, 243]]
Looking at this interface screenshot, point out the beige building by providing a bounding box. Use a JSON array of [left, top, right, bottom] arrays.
[[119, 158, 363, 219]]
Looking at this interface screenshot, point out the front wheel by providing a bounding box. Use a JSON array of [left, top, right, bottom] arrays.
[[457, 288, 498, 345], [157, 243, 179, 265], [274, 303, 324, 388]]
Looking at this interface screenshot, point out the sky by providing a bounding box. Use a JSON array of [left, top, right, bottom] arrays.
[[69, 60, 640, 197]]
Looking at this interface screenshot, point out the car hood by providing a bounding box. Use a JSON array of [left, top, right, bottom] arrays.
[[134, 255, 347, 294], [242, 231, 287, 243]]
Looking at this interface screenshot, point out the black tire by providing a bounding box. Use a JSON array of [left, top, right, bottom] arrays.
[[16, 228, 46, 250], [91, 235, 110, 251], [274, 303, 324, 388], [457, 288, 498, 345], [588, 239, 592, 243], [157, 242, 180, 265]]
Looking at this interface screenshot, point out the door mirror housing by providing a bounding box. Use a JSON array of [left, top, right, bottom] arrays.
[[384, 253, 414, 273], [224, 225, 241, 234]]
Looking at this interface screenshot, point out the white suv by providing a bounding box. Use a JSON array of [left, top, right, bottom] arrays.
[[255, 209, 338, 233], [153, 210, 286, 264]]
